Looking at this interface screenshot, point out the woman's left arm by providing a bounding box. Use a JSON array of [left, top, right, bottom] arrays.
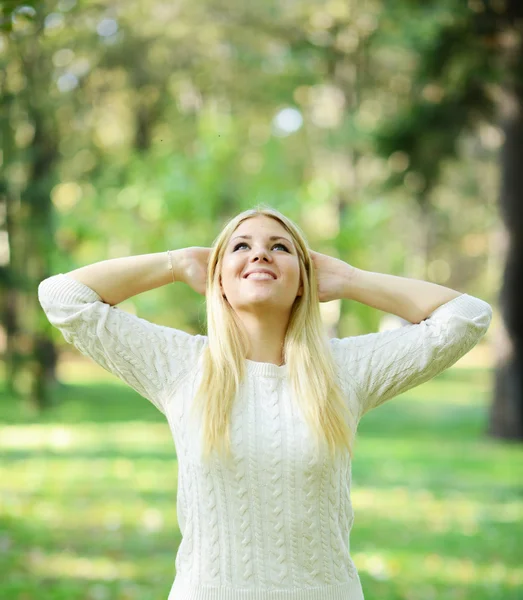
[[312, 252, 493, 419], [343, 267, 463, 324], [311, 251, 462, 323]]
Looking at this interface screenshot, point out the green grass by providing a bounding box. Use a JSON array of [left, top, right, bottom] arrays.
[[0, 366, 521, 599]]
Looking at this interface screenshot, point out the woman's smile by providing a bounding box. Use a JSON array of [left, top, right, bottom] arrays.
[[245, 274, 276, 281]]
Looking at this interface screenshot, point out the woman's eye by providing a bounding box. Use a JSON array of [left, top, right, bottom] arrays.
[[233, 242, 289, 252], [274, 243, 289, 251]]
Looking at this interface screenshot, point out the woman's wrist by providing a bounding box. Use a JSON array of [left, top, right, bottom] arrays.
[[167, 250, 176, 283], [340, 265, 360, 300], [168, 248, 186, 284]]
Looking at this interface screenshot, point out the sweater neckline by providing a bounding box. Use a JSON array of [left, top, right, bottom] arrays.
[[245, 358, 287, 378]]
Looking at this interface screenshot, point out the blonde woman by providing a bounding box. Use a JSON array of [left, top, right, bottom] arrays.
[[38, 206, 492, 599]]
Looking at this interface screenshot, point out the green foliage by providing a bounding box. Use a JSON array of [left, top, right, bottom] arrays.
[[371, 0, 518, 195], [0, 2, 38, 33], [1, 0, 500, 403]]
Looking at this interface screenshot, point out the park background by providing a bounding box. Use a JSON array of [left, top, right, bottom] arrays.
[[0, 1, 522, 599]]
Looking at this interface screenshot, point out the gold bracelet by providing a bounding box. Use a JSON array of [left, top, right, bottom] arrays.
[[167, 250, 176, 283]]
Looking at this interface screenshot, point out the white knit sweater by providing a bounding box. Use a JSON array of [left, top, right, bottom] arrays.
[[38, 274, 492, 600]]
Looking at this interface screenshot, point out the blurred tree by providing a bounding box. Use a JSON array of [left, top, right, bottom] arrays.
[[491, 1, 523, 441], [372, 0, 523, 440], [1, 3, 61, 406]]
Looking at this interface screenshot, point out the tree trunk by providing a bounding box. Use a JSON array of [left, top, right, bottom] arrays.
[[0, 95, 23, 398], [8, 22, 61, 408], [488, 16, 523, 439], [22, 104, 60, 409]]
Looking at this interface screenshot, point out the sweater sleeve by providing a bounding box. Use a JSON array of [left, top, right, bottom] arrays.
[[329, 293, 493, 420], [37, 273, 208, 415]]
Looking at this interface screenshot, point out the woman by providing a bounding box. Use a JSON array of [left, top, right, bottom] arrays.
[[38, 205, 492, 599]]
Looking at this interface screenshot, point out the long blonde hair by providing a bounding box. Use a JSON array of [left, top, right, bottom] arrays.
[[190, 205, 357, 464]]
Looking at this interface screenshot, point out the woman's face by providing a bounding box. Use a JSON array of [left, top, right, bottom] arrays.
[[219, 215, 303, 314]]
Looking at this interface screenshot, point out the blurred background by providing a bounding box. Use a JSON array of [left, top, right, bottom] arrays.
[[1, 0, 522, 599]]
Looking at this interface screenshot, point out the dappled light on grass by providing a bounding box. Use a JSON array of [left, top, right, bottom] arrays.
[[352, 487, 522, 533], [5, 492, 172, 533], [0, 422, 171, 451], [27, 549, 137, 580], [1, 368, 521, 599], [353, 549, 523, 588], [353, 435, 519, 492], [1, 455, 179, 497]]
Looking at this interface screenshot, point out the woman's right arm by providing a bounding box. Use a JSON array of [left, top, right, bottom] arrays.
[[37, 248, 210, 415], [66, 249, 186, 306]]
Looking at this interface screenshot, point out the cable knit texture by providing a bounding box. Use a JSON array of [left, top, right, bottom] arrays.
[[38, 274, 493, 599]]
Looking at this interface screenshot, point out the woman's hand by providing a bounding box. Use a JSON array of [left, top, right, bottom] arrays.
[[174, 246, 211, 296], [310, 250, 356, 303]]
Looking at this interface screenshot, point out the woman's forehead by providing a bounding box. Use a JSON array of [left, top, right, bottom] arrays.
[[235, 215, 286, 234]]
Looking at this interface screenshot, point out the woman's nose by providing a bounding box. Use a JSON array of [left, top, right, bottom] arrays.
[[250, 247, 271, 262]]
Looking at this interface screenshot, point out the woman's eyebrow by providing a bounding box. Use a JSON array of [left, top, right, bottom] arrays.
[[230, 235, 293, 245]]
